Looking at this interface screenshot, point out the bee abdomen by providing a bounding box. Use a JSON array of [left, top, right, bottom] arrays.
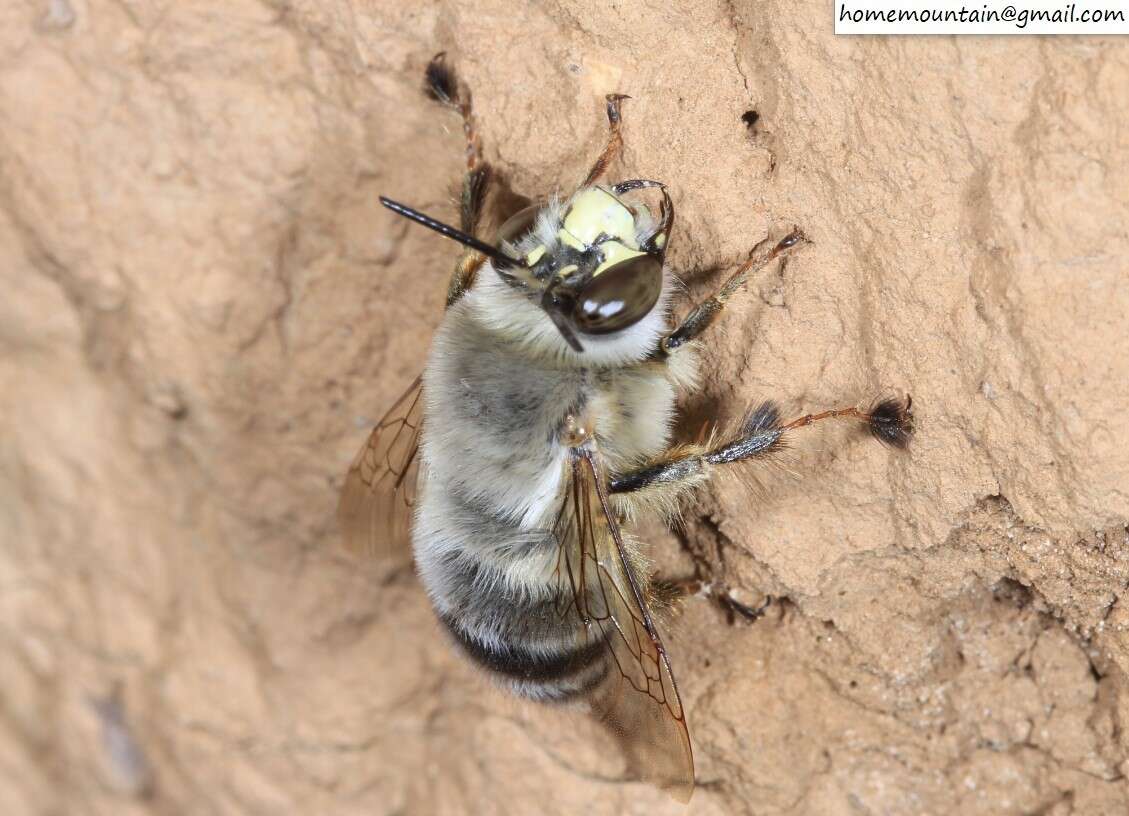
[[416, 490, 610, 700], [440, 614, 609, 702]]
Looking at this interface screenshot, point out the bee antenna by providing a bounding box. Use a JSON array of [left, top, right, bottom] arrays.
[[540, 281, 585, 353], [379, 197, 522, 270]]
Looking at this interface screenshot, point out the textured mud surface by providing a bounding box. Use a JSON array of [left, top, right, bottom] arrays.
[[2, 1, 1128, 814]]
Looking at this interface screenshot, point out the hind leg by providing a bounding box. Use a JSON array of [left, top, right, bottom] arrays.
[[609, 397, 914, 510], [618, 397, 913, 623]]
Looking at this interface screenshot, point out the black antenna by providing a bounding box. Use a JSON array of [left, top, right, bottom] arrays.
[[380, 197, 521, 269], [541, 281, 584, 352]]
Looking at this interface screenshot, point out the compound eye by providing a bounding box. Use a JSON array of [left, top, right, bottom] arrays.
[[572, 254, 663, 335], [496, 203, 542, 246]]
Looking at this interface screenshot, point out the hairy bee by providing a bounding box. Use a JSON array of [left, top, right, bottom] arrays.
[[338, 53, 914, 802]]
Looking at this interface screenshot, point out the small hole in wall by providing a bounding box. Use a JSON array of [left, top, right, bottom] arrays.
[[741, 110, 760, 131]]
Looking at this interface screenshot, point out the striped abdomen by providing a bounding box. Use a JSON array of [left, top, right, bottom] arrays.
[[414, 491, 608, 701]]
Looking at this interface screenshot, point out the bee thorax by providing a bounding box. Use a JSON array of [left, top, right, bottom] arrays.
[[562, 414, 591, 448]]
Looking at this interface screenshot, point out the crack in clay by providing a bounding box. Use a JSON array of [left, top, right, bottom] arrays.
[[723, 0, 752, 97]]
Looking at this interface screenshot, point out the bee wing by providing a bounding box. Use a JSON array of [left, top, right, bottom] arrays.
[[554, 447, 694, 802], [336, 376, 424, 559]]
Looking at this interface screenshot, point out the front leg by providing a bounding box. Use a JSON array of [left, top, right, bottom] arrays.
[[423, 52, 495, 308], [660, 229, 806, 354], [582, 94, 631, 187]]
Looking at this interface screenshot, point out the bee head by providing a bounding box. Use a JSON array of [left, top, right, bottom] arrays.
[[495, 181, 674, 352], [379, 179, 673, 356]]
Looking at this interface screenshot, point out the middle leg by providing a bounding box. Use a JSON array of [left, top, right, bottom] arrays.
[[661, 229, 807, 354]]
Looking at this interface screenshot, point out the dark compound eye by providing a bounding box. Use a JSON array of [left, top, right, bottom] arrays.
[[495, 203, 542, 246], [572, 254, 663, 335]]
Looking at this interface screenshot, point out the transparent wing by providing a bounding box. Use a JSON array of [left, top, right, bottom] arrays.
[[336, 376, 423, 559], [553, 446, 694, 802]]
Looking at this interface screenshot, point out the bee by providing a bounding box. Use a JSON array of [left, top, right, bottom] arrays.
[[338, 53, 914, 802]]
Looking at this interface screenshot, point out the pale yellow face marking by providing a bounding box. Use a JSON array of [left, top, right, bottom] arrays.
[[521, 188, 654, 281], [558, 230, 586, 252], [553, 187, 649, 276], [561, 188, 637, 247], [592, 240, 646, 277]]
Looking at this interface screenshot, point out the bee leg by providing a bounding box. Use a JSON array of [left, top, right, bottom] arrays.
[[609, 396, 914, 497], [581, 94, 630, 187], [720, 590, 773, 623], [656, 577, 774, 624], [660, 228, 807, 355], [424, 51, 494, 306], [424, 52, 491, 234]]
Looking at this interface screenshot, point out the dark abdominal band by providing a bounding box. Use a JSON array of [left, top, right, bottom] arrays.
[[439, 612, 609, 700], [428, 489, 610, 701]]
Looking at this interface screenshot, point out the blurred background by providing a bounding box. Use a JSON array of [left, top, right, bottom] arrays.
[[2, 1, 1128, 813]]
